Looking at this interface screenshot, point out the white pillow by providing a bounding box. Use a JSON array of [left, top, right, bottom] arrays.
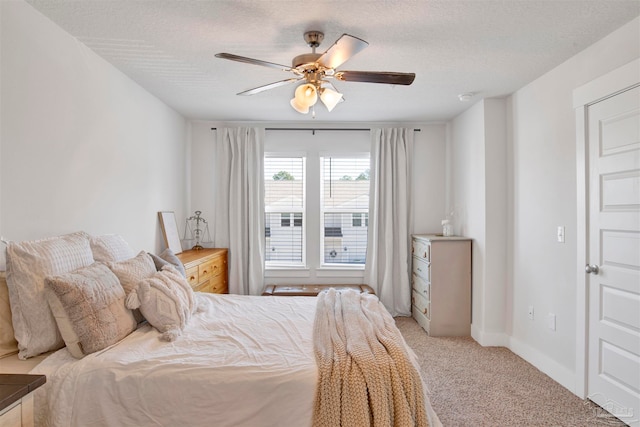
[[126, 265, 201, 341], [90, 234, 135, 263], [0, 272, 18, 358], [45, 262, 137, 359], [106, 251, 157, 323], [105, 250, 157, 295], [6, 231, 94, 359]]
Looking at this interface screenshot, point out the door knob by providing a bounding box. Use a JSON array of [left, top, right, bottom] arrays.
[[585, 264, 600, 275]]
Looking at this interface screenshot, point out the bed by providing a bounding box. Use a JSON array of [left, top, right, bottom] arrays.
[[0, 232, 441, 427]]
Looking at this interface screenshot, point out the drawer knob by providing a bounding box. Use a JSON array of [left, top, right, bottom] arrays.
[[423, 308, 428, 315], [190, 276, 196, 281]]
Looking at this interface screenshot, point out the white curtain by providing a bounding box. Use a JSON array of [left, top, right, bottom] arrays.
[[365, 128, 414, 316], [213, 127, 265, 295]]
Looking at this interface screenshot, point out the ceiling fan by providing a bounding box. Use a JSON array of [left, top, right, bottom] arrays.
[[215, 31, 416, 114]]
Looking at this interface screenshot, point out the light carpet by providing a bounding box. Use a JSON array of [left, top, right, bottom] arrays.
[[395, 316, 625, 427]]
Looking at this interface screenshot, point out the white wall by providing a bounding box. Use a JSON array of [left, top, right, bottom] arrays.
[[189, 121, 447, 285], [450, 98, 509, 345], [450, 16, 640, 393], [508, 17, 640, 392], [0, 0, 188, 267]]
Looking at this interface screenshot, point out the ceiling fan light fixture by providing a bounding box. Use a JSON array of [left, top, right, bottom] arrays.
[[319, 87, 343, 112], [291, 83, 318, 114], [290, 97, 310, 114]]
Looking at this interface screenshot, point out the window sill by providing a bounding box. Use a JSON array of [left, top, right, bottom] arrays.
[[264, 265, 365, 279], [264, 267, 310, 278]]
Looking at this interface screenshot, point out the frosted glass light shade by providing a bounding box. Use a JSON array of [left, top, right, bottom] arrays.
[[290, 83, 317, 114], [290, 97, 310, 114], [319, 87, 343, 112]]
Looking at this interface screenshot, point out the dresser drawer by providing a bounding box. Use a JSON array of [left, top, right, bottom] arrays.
[[209, 275, 228, 294], [198, 257, 224, 282], [412, 271, 430, 301], [412, 290, 430, 320], [185, 266, 199, 287], [412, 256, 430, 282], [412, 238, 430, 261], [177, 248, 228, 295]]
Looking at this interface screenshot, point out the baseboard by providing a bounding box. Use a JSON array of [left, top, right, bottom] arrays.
[[508, 336, 576, 395], [471, 324, 510, 347]]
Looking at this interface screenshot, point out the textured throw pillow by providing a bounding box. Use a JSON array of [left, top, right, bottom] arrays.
[[126, 265, 200, 341], [46, 262, 137, 359], [0, 272, 18, 358], [158, 248, 186, 278], [6, 231, 94, 359], [90, 234, 135, 263], [105, 251, 157, 295], [106, 251, 157, 323], [148, 252, 170, 271]]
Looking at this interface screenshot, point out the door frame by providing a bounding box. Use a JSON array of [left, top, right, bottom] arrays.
[[573, 58, 640, 399]]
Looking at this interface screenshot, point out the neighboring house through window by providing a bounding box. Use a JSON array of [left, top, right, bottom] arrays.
[[263, 154, 369, 268], [264, 157, 305, 265]]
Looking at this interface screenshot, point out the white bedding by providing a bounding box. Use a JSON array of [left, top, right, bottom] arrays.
[[32, 294, 318, 427], [30, 293, 440, 427]]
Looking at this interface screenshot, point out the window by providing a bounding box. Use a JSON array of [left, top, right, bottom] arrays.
[[321, 157, 370, 265], [264, 131, 370, 275], [264, 157, 305, 266]]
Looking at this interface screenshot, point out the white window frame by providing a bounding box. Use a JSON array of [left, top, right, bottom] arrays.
[[319, 154, 370, 269], [264, 154, 307, 269]]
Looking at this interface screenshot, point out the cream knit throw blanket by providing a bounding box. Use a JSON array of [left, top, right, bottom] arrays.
[[312, 289, 429, 427]]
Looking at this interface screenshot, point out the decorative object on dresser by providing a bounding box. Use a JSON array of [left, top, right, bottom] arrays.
[[411, 234, 471, 336], [183, 211, 211, 250], [176, 248, 228, 294], [158, 211, 183, 254], [0, 374, 46, 427]]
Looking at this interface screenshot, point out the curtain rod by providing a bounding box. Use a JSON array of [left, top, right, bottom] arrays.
[[210, 127, 421, 132]]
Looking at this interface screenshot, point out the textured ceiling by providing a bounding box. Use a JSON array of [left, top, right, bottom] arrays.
[[25, 0, 640, 122]]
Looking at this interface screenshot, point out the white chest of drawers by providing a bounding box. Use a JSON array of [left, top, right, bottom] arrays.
[[411, 235, 472, 336]]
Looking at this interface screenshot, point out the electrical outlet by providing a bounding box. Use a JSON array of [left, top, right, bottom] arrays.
[[548, 313, 556, 331], [528, 305, 534, 320]]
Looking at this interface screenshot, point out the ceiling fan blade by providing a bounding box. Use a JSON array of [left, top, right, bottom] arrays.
[[317, 34, 369, 69], [237, 78, 302, 96], [335, 71, 416, 85], [215, 53, 293, 72]]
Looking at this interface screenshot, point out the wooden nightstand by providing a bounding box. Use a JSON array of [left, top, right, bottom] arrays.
[[176, 248, 228, 294], [0, 374, 46, 427]]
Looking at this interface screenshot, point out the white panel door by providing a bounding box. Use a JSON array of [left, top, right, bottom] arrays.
[[587, 85, 640, 426]]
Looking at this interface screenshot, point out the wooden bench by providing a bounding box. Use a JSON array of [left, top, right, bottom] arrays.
[[262, 284, 375, 296]]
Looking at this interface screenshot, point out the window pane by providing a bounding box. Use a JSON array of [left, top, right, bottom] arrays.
[[323, 212, 367, 264], [265, 213, 303, 263], [265, 157, 304, 210], [321, 157, 369, 265], [264, 157, 305, 266], [322, 158, 370, 210]]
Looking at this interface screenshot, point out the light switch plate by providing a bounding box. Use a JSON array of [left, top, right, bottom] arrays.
[[557, 226, 565, 243]]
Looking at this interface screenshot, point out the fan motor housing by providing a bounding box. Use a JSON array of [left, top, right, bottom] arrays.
[[292, 53, 322, 69]]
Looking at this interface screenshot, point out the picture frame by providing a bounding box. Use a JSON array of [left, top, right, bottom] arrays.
[[158, 211, 183, 254]]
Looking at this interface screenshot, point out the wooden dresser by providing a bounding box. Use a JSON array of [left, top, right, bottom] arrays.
[[0, 374, 46, 427], [176, 248, 228, 294], [411, 235, 471, 336]]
